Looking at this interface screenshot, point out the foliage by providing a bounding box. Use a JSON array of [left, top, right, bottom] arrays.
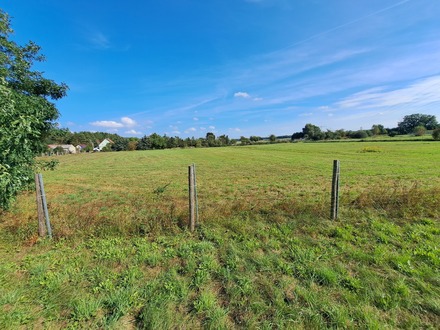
[[0, 9, 67, 209], [413, 125, 426, 136], [302, 123, 323, 140], [398, 113, 438, 134], [35, 159, 59, 171], [433, 128, 440, 141]]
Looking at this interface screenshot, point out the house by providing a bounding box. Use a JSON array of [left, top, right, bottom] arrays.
[[48, 144, 77, 154], [96, 138, 114, 151]]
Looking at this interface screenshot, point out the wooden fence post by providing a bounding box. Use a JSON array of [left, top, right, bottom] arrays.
[[38, 173, 52, 238], [35, 174, 46, 237], [188, 164, 196, 232], [331, 160, 340, 220]]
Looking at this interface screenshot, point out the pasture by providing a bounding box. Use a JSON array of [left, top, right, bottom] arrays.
[[1, 142, 439, 328]]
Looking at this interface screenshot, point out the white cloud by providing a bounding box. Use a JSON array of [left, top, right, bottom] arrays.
[[193, 117, 199, 121], [171, 130, 181, 135], [121, 117, 137, 127], [253, 97, 263, 101], [90, 117, 138, 129], [234, 92, 251, 98], [200, 127, 206, 131], [184, 127, 197, 133], [229, 128, 241, 132], [125, 129, 143, 135], [90, 120, 124, 128], [209, 125, 216, 130]]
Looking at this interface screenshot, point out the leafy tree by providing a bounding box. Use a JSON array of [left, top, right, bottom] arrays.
[[240, 136, 251, 145], [205, 132, 216, 147], [371, 124, 386, 136], [0, 10, 68, 209], [269, 134, 277, 143], [291, 132, 304, 140], [112, 137, 128, 151], [302, 124, 323, 140], [250, 136, 261, 142], [397, 114, 438, 134], [218, 134, 230, 146]]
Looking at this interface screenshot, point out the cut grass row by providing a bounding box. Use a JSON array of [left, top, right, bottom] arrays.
[[1, 141, 439, 328]]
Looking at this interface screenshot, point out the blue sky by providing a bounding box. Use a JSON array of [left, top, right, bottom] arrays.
[[3, 0, 440, 138]]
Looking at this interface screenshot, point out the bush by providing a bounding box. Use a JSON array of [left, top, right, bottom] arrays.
[[433, 128, 440, 141], [414, 126, 426, 136]]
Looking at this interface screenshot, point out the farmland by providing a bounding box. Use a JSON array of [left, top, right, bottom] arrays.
[[1, 141, 439, 328]]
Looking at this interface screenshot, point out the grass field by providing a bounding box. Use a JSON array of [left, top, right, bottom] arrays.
[[1, 142, 439, 328]]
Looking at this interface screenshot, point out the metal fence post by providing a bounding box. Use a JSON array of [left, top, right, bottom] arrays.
[[188, 165, 196, 232], [35, 174, 46, 237], [331, 160, 340, 220], [38, 173, 52, 238]]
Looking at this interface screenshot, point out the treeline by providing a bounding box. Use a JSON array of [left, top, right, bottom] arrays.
[[46, 113, 440, 153], [45, 129, 236, 151], [292, 114, 439, 141]]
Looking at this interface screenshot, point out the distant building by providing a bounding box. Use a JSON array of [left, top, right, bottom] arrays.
[[48, 144, 77, 154], [76, 144, 88, 152], [94, 138, 114, 151]]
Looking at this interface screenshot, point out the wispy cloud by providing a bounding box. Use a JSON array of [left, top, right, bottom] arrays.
[[337, 75, 440, 109], [88, 31, 111, 49]]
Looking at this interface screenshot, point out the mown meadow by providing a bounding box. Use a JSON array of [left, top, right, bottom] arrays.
[[1, 141, 439, 328]]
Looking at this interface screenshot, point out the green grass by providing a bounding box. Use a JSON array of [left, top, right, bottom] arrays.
[[1, 142, 439, 328]]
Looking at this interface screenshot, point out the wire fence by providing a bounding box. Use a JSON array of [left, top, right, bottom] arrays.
[[30, 158, 439, 240]]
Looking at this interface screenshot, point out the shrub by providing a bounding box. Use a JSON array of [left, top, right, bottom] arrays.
[[433, 128, 440, 141], [413, 126, 426, 136]]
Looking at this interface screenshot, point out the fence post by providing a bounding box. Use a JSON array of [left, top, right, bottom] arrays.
[[193, 163, 199, 227], [188, 164, 196, 232], [331, 160, 340, 220], [35, 174, 46, 237], [38, 173, 53, 238]]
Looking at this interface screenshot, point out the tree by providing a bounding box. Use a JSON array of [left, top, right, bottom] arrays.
[[397, 114, 438, 134], [0, 10, 68, 209], [205, 132, 216, 147], [433, 128, 440, 141], [112, 137, 128, 151], [269, 134, 277, 143], [218, 134, 230, 146], [302, 124, 323, 140], [291, 132, 304, 140], [371, 124, 386, 136]]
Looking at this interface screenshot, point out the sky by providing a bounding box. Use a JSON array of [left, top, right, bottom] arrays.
[[2, 0, 440, 138]]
